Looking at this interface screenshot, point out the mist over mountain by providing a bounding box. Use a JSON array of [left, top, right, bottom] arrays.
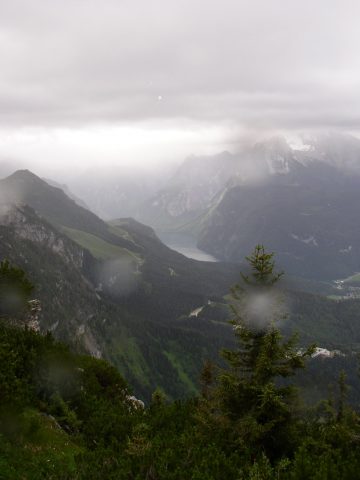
[[0, 169, 240, 398], [126, 133, 360, 281], [3, 1, 360, 476], [138, 133, 360, 227], [3, 188, 360, 476], [0, 159, 25, 180], [10, 131, 358, 284], [43, 177, 90, 210], [66, 164, 174, 220], [2, 166, 360, 401], [3, 132, 360, 284]]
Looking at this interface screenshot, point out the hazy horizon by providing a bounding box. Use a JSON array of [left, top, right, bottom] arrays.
[[1, 0, 360, 175]]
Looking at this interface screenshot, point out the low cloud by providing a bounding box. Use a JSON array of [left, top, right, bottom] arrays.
[[0, 0, 359, 131], [1, 0, 360, 170]]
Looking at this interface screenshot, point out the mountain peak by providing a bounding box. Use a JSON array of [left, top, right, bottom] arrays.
[[0, 167, 137, 249], [0, 170, 50, 207], [6, 169, 46, 185]]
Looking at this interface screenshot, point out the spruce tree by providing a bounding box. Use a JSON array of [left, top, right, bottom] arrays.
[[215, 245, 315, 459]]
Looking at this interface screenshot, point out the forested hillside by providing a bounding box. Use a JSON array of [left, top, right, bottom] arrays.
[[1, 249, 360, 479], [0, 203, 237, 400], [3, 0, 360, 476], [2, 170, 360, 403]]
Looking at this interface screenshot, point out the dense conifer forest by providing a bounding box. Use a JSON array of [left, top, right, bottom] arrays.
[[1, 250, 360, 479]]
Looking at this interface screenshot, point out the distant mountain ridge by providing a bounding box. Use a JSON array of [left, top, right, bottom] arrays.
[[196, 136, 360, 280], [0, 169, 241, 398], [0, 170, 139, 250], [138, 133, 360, 231], [136, 133, 360, 280], [3, 167, 360, 399]]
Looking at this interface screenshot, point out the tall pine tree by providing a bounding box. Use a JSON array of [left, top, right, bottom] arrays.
[[215, 245, 315, 459]]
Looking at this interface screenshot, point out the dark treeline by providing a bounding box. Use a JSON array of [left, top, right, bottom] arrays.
[[1, 250, 360, 479]]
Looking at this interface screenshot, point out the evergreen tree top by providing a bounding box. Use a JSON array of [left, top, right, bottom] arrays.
[[241, 244, 283, 287]]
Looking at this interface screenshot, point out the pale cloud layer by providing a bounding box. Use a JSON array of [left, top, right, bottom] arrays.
[[0, 0, 360, 169]]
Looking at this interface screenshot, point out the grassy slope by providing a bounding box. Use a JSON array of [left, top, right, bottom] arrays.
[[61, 226, 141, 262]]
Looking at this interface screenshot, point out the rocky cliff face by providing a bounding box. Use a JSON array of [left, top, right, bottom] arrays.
[[138, 134, 360, 234], [0, 203, 102, 358], [138, 151, 239, 228], [0, 204, 85, 270], [138, 138, 311, 230]]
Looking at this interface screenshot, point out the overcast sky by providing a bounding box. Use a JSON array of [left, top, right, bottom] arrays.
[[1, 0, 360, 173]]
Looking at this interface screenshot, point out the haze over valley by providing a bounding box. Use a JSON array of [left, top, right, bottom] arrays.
[[2, 1, 360, 477]]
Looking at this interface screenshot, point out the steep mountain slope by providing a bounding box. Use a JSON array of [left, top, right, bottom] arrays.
[[142, 133, 360, 281], [0, 170, 240, 318], [138, 135, 360, 282], [0, 170, 137, 250], [0, 203, 101, 354], [137, 137, 311, 230], [197, 162, 360, 280], [43, 177, 90, 210], [0, 171, 244, 398], [138, 151, 240, 229], [3, 168, 360, 400], [0, 202, 237, 400], [108, 218, 241, 323]]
